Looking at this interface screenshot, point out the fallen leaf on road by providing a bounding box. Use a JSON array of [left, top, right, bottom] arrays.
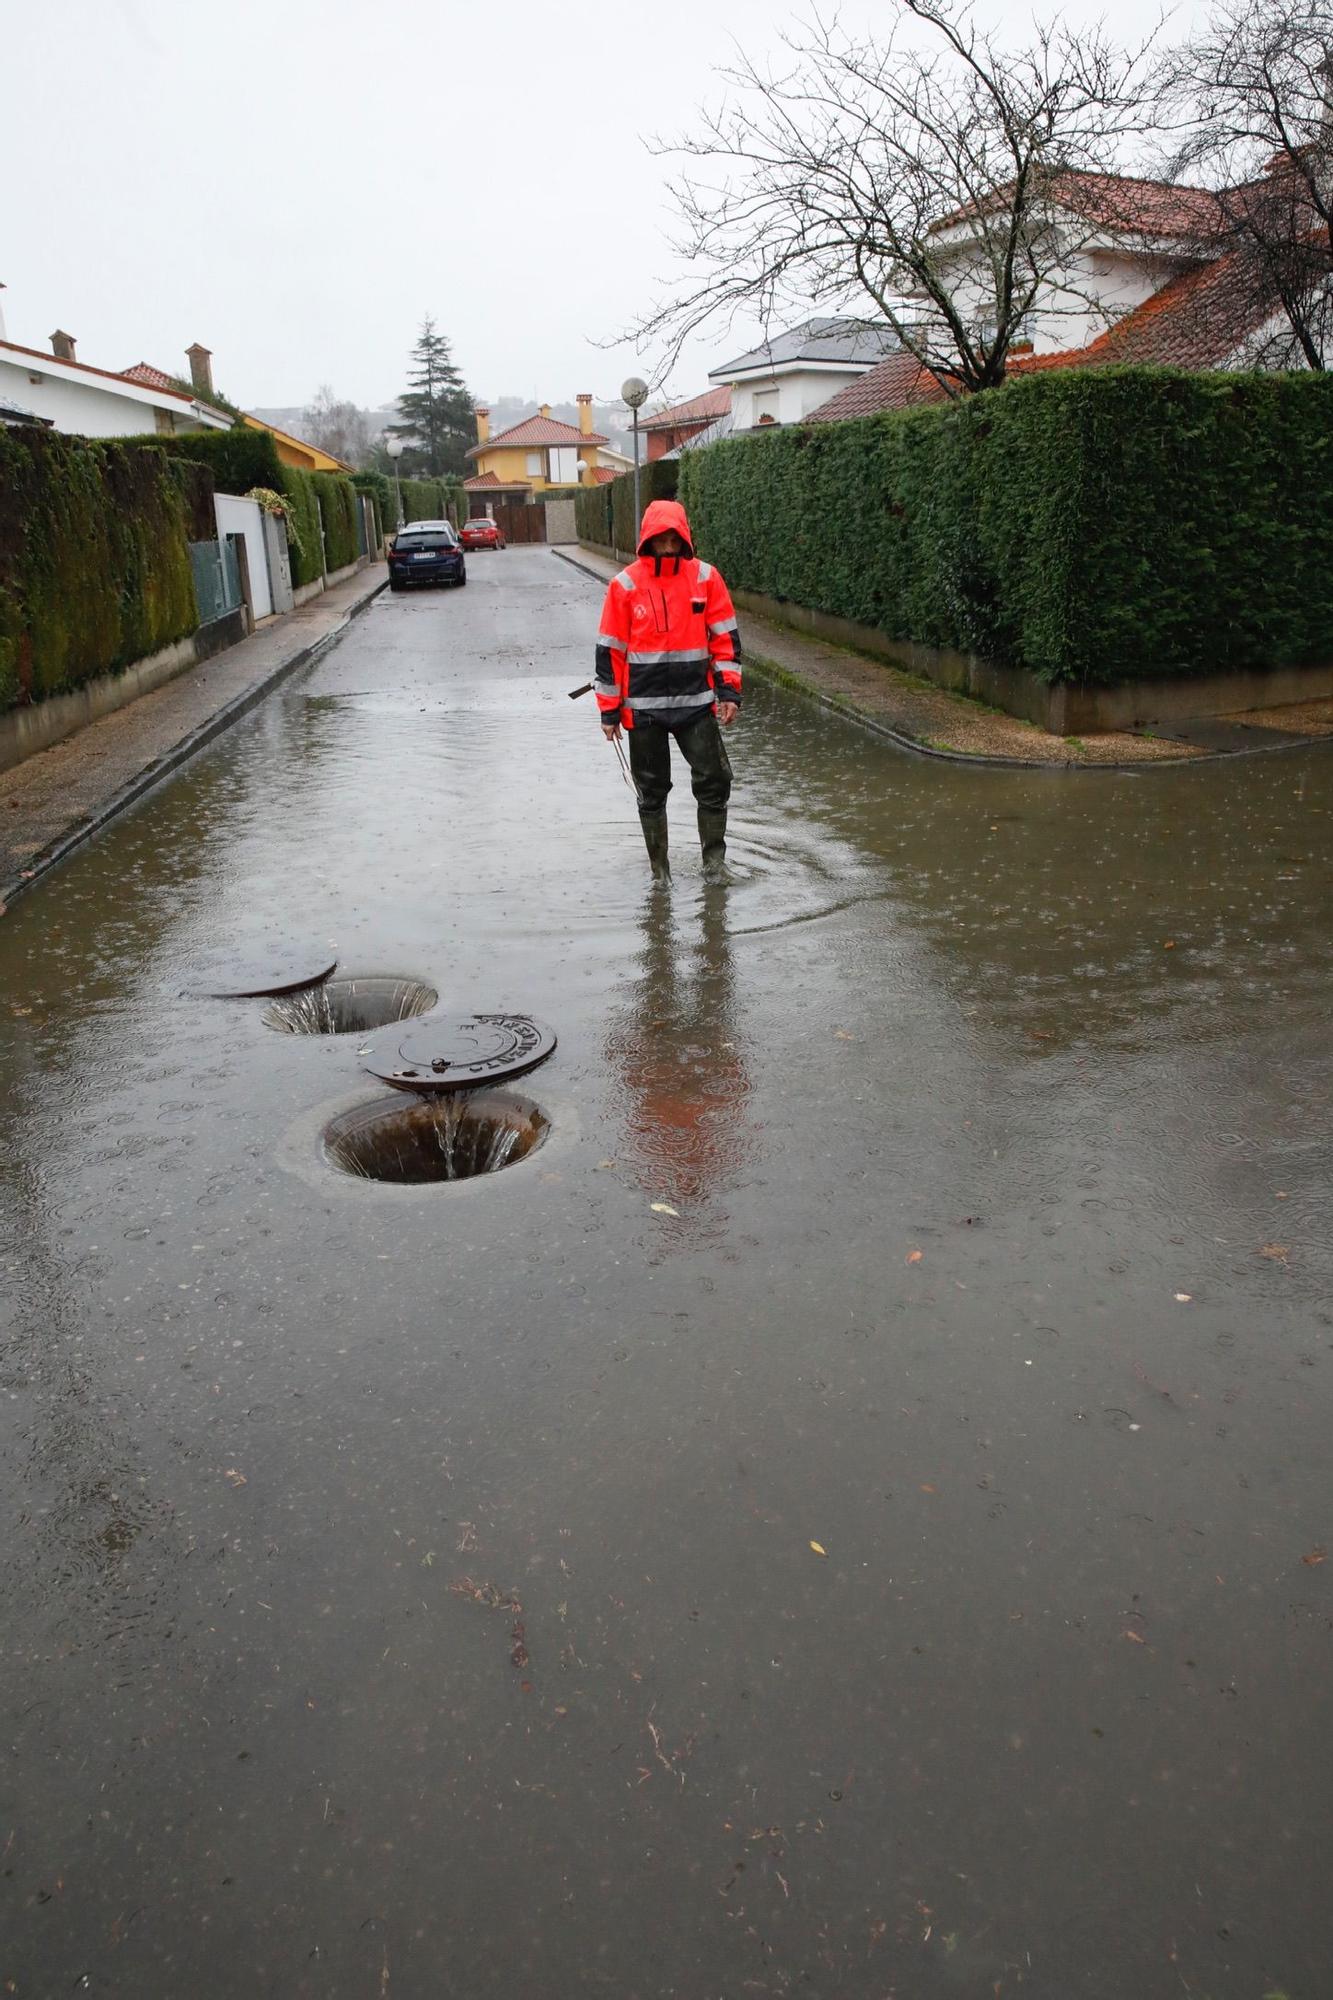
[[1123, 1629, 1147, 1644], [809, 1540, 827, 1557], [1301, 1548, 1326, 1567], [906, 1249, 923, 1264], [651, 1202, 679, 1216], [834, 1030, 855, 1041], [224, 1468, 248, 1487], [1258, 1243, 1289, 1261], [1163, 940, 1176, 949], [1174, 1292, 1192, 1303]]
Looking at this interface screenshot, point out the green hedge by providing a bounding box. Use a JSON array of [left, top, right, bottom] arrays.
[[124, 424, 284, 496], [677, 368, 1333, 686], [280, 467, 324, 587], [575, 460, 678, 553], [0, 428, 204, 712], [313, 471, 359, 571], [352, 471, 391, 544]]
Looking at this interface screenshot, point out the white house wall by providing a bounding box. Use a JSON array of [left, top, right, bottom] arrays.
[[0, 355, 227, 438], [730, 367, 868, 428]]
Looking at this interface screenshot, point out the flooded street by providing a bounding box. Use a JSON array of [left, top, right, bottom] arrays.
[[2, 546, 1331, 1998]]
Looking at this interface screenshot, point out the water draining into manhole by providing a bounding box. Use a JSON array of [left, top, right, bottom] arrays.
[[264, 976, 437, 1036], [322, 1090, 550, 1184]]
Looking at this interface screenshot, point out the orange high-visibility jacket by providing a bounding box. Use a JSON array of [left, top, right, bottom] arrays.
[[594, 499, 742, 730]]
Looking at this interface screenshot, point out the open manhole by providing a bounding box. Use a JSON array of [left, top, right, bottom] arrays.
[[264, 976, 438, 1036], [323, 1090, 549, 1184]]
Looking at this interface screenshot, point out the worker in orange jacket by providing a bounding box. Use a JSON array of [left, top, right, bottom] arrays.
[[595, 498, 742, 883]]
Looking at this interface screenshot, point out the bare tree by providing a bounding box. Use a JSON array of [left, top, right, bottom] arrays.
[[626, 0, 1163, 395], [300, 385, 376, 467], [1160, 0, 1333, 368]]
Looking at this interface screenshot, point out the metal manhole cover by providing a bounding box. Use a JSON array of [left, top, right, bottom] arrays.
[[363, 1013, 556, 1092], [205, 955, 338, 999]]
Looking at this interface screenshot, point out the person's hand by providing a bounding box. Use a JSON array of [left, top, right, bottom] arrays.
[[602, 721, 622, 741], [717, 702, 739, 727]]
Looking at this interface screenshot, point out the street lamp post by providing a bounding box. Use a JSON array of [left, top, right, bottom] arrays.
[[385, 435, 405, 529], [621, 376, 648, 541]]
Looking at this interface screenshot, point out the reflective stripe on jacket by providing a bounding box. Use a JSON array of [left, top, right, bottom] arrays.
[[594, 499, 742, 730]]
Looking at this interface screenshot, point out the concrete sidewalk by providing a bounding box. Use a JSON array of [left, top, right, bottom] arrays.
[[554, 543, 1333, 769], [0, 563, 387, 909]]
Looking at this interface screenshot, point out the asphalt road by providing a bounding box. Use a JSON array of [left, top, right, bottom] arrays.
[[1, 547, 1331, 1998]]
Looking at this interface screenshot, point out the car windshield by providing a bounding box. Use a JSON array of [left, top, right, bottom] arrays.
[[396, 532, 456, 551], [466, 520, 494, 530]]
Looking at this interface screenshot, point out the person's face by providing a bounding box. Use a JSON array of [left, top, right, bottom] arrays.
[[649, 530, 684, 558]]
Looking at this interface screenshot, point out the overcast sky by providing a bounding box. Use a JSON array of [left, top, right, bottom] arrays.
[[5, 0, 1209, 416]]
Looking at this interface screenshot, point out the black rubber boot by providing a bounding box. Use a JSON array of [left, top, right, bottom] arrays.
[[698, 808, 729, 883], [640, 812, 671, 883]]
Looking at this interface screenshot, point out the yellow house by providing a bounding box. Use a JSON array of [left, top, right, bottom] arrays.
[[242, 413, 352, 474], [464, 395, 610, 509]]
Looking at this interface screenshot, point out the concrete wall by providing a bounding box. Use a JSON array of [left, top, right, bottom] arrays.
[[545, 496, 578, 544], [0, 609, 247, 774], [0, 353, 225, 437], [215, 495, 273, 620]]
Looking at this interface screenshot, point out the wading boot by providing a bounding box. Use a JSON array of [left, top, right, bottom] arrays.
[[640, 812, 671, 883], [698, 808, 729, 884]]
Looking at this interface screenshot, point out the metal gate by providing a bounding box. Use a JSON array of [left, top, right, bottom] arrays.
[[492, 503, 547, 545]]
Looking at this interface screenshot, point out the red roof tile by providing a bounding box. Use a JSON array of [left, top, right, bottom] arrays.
[[121, 360, 179, 390], [590, 466, 618, 484], [805, 352, 950, 421], [642, 386, 732, 431], [467, 412, 608, 459], [932, 169, 1225, 241], [463, 471, 533, 490]]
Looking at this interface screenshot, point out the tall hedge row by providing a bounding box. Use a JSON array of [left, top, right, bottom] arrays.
[[126, 424, 285, 496], [677, 368, 1333, 686], [0, 428, 206, 711], [313, 471, 359, 571], [575, 461, 679, 553], [279, 467, 324, 587]]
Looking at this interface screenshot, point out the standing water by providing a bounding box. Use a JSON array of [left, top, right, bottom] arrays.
[[0, 551, 1330, 1998]]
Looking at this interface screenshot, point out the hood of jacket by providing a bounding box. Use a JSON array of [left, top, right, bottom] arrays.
[[636, 498, 695, 558]]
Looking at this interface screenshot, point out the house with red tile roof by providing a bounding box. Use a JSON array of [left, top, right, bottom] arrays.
[[641, 386, 733, 461], [0, 325, 232, 439], [804, 164, 1323, 425], [464, 395, 612, 507]]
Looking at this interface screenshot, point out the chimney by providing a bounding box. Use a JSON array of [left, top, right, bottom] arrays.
[[186, 343, 214, 398], [539, 402, 551, 419], [50, 329, 76, 363], [476, 405, 491, 445], [577, 392, 593, 436]]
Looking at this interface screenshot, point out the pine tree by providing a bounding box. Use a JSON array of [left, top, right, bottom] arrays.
[[389, 318, 474, 477]]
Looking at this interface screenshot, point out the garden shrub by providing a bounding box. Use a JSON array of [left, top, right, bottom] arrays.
[[576, 460, 678, 552], [677, 367, 1333, 685], [0, 427, 202, 711]]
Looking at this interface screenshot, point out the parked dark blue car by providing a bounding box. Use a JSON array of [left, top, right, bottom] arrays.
[[388, 521, 466, 590]]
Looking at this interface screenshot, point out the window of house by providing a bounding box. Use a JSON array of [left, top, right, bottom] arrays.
[[526, 451, 543, 476], [549, 445, 579, 483], [750, 388, 780, 426]]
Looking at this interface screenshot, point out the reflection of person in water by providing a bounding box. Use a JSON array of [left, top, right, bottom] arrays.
[[604, 896, 752, 1234]]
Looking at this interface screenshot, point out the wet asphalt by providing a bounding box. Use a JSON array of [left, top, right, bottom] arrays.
[[1, 546, 1331, 1998]]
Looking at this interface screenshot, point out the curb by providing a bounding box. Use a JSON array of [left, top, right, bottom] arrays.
[[0, 575, 387, 912], [549, 545, 1328, 776]]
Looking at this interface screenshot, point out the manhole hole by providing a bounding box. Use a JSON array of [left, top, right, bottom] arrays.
[[323, 1090, 550, 1184], [263, 975, 438, 1036], [363, 1013, 556, 1091]]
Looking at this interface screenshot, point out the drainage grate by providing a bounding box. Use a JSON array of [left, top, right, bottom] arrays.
[[323, 1090, 549, 1184], [264, 976, 438, 1036]]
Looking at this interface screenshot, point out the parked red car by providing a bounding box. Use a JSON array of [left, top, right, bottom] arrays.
[[461, 517, 506, 551]]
